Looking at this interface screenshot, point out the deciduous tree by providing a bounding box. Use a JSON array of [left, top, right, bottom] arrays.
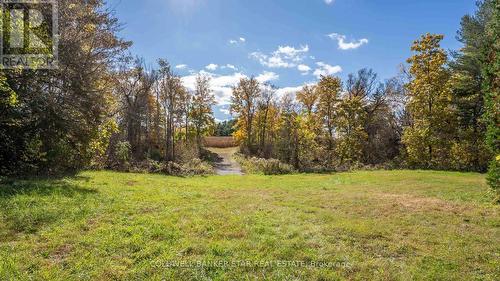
[[191, 75, 216, 149], [402, 34, 456, 169], [316, 75, 342, 165], [231, 77, 261, 153]]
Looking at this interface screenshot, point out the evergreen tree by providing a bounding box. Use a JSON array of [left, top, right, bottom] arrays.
[[479, 1, 500, 196], [449, 0, 495, 172]]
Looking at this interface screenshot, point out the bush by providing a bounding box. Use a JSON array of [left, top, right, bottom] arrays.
[[127, 158, 214, 177], [236, 154, 295, 175], [199, 148, 223, 164], [260, 158, 295, 175], [175, 141, 200, 163], [487, 157, 499, 202], [181, 159, 215, 176], [128, 159, 164, 174], [114, 141, 131, 171]]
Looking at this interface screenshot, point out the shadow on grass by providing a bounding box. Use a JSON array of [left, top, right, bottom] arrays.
[[200, 148, 224, 164], [0, 176, 99, 235], [0, 175, 97, 198]]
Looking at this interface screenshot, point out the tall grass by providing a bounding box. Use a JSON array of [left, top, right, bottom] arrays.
[[204, 137, 237, 148]]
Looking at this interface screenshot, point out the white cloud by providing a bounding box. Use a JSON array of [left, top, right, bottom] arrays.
[[271, 56, 292, 68], [205, 63, 218, 71], [327, 33, 369, 50], [250, 45, 309, 69], [229, 37, 246, 45], [267, 55, 293, 68], [256, 71, 279, 83], [297, 64, 311, 75], [181, 71, 246, 105], [182, 69, 321, 106], [175, 64, 188, 70], [221, 64, 238, 71], [313, 62, 342, 78], [219, 107, 230, 115], [324, 0, 334, 5], [276, 45, 309, 59], [275, 86, 303, 100]]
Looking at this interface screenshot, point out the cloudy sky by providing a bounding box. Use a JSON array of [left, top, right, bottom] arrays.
[[107, 0, 476, 120]]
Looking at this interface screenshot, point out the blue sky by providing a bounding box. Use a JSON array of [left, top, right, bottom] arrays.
[[107, 0, 477, 120]]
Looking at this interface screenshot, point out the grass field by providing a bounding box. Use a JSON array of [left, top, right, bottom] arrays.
[[203, 137, 237, 148], [0, 171, 499, 280]]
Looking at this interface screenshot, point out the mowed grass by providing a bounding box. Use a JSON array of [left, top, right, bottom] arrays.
[[0, 171, 499, 280]]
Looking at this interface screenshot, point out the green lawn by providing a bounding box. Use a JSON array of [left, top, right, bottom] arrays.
[[1, 171, 499, 280]]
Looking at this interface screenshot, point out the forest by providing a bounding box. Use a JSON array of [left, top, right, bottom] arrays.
[[0, 0, 498, 199]]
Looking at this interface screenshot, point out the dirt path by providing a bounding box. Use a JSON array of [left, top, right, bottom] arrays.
[[206, 147, 243, 175]]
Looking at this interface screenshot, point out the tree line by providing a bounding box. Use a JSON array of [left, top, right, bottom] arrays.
[[229, 1, 498, 195], [0, 0, 497, 197], [111, 58, 216, 169], [0, 0, 217, 175]]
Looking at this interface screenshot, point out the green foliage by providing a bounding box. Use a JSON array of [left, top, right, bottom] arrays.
[[403, 34, 456, 169], [89, 120, 118, 169], [231, 72, 406, 172], [0, 1, 130, 175], [317, 76, 342, 152], [191, 74, 216, 146], [128, 158, 214, 176], [236, 154, 295, 175], [487, 157, 499, 200], [180, 158, 215, 176], [448, 0, 497, 173], [481, 0, 500, 194], [294, 114, 320, 170], [114, 141, 132, 170], [334, 96, 368, 165], [214, 119, 237, 137], [231, 77, 261, 152], [450, 140, 491, 172], [0, 74, 17, 109], [275, 95, 301, 168]]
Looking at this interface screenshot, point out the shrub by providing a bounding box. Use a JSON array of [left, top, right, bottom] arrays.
[[236, 154, 295, 175], [181, 159, 215, 176], [114, 141, 131, 171], [199, 149, 223, 164], [260, 159, 295, 175], [127, 158, 214, 176], [128, 159, 164, 174], [176, 141, 200, 163], [487, 157, 499, 202], [89, 120, 118, 170]]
